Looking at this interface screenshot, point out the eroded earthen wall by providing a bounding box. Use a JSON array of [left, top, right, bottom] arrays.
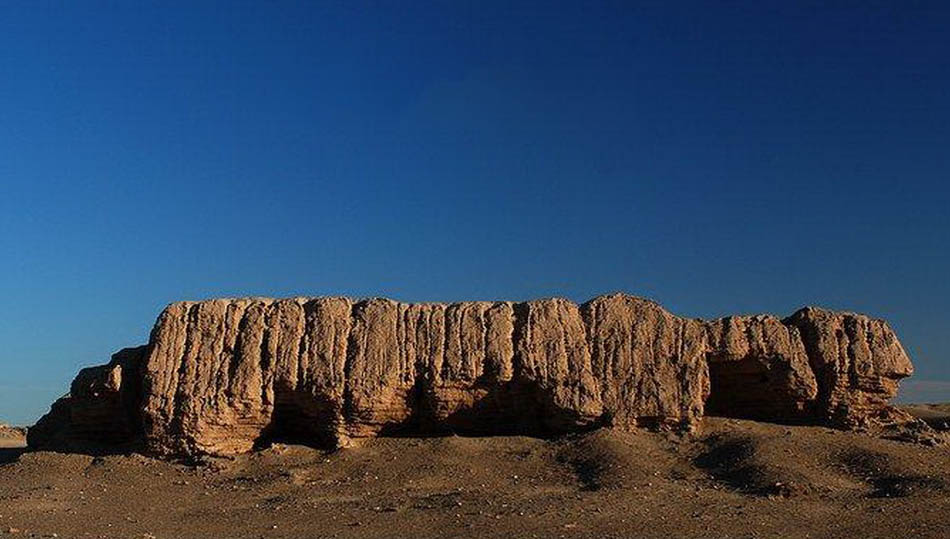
[[28, 294, 915, 456]]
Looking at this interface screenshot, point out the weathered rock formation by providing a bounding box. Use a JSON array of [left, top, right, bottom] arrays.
[[582, 295, 708, 430], [784, 307, 915, 427], [28, 294, 915, 457], [704, 315, 817, 421], [27, 346, 146, 450]]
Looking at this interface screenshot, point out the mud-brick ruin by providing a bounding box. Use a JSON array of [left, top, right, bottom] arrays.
[[28, 294, 915, 457]]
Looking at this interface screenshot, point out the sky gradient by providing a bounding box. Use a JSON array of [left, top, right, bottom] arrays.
[[2, 2, 949, 424]]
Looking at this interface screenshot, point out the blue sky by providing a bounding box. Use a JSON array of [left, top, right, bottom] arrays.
[[2, 2, 948, 424]]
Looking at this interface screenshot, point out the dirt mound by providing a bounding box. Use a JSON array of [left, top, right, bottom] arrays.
[[837, 448, 947, 498], [555, 429, 686, 491], [901, 404, 950, 431], [690, 418, 950, 500], [691, 431, 820, 497], [5, 418, 950, 538]]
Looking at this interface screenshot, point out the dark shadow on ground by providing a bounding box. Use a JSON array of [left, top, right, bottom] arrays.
[[0, 447, 27, 465]]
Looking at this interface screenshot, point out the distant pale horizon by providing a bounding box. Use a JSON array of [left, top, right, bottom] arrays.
[[2, 2, 949, 425]]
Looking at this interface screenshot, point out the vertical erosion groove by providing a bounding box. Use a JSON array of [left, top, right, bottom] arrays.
[[342, 299, 362, 431]]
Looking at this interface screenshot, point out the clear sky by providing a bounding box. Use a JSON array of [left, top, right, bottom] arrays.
[[2, 2, 949, 424]]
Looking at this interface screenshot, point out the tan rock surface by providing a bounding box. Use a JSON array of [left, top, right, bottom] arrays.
[[784, 307, 914, 427], [27, 346, 146, 451], [514, 298, 603, 431], [582, 294, 708, 429], [28, 294, 918, 456], [704, 315, 817, 421]]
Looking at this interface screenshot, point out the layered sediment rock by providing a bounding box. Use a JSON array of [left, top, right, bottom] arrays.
[[704, 316, 817, 421], [582, 295, 708, 429], [28, 346, 146, 451], [784, 307, 914, 427], [28, 294, 916, 457]]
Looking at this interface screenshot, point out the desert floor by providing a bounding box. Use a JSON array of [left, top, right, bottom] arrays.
[[1, 411, 949, 539]]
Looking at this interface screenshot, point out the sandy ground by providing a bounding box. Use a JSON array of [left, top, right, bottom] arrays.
[[899, 403, 950, 430], [1, 415, 949, 539]]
